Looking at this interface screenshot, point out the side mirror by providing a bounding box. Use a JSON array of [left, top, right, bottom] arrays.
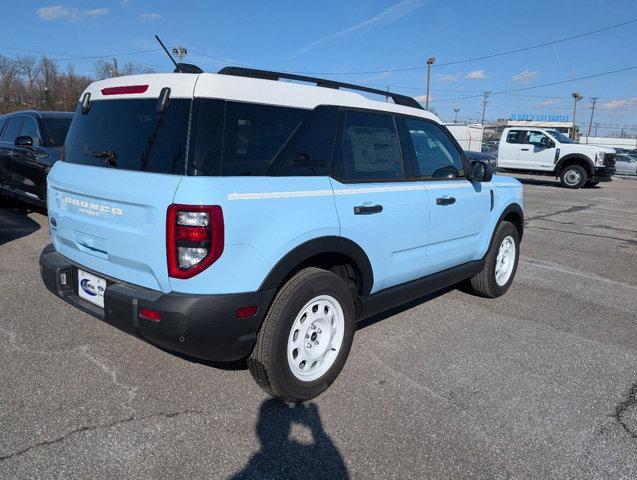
[[469, 160, 493, 182], [540, 137, 554, 148], [15, 135, 34, 148]]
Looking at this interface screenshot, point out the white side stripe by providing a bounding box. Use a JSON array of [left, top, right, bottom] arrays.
[[227, 182, 473, 200]]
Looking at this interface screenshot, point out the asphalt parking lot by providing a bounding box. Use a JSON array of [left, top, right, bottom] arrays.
[[1, 174, 635, 480]]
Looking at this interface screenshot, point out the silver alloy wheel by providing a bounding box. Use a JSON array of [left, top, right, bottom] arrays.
[[495, 235, 516, 286], [287, 295, 345, 382], [564, 168, 582, 186]]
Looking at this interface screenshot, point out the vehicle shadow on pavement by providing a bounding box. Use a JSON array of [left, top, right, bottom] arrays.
[[357, 285, 455, 330], [0, 199, 44, 246], [512, 177, 600, 189], [229, 399, 349, 480]]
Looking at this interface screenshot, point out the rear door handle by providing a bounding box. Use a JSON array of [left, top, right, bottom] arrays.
[[521, 148, 529, 151], [436, 196, 456, 206], [354, 205, 383, 215]]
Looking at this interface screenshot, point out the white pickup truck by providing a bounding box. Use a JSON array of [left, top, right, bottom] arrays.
[[497, 127, 616, 188]]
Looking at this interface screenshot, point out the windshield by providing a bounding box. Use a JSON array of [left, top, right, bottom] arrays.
[[63, 98, 191, 174], [546, 130, 573, 144], [42, 117, 72, 147]]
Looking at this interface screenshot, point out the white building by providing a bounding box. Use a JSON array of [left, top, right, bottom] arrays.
[[445, 123, 483, 151]]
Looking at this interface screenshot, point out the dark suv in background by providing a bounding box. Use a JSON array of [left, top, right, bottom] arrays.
[[0, 110, 73, 207]]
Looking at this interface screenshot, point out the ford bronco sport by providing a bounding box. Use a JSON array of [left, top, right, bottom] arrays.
[[39, 66, 524, 402]]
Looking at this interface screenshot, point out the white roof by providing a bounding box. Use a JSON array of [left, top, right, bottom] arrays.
[[81, 72, 439, 122]]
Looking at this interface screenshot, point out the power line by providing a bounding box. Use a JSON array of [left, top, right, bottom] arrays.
[[432, 66, 637, 102], [0, 44, 162, 62], [286, 18, 637, 75]]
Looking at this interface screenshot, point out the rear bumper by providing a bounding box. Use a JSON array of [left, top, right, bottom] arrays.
[[39, 245, 275, 362], [591, 166, 615, 182]]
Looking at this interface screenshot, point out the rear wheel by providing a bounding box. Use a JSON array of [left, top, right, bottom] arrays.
[[467, 221, 520, 298], [560, 165, 588, 188], [248, 268, 355, 402]]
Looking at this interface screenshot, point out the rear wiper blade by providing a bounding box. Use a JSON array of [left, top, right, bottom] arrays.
[[84, 150, 118, 166]]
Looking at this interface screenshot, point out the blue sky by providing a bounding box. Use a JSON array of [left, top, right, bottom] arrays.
[[2, 0, 636, 136]]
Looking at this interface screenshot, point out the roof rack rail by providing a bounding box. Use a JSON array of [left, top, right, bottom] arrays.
[[217, 66, 423, 110]]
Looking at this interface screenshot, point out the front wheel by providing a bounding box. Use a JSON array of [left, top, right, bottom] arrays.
[[560, 165, 588, 188], [467, 221, 520, 298], [248, 268, 356, 402]]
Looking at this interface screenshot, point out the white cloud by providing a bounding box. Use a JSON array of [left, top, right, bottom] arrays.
[[140, 13, 162, 21], [512, 69, 540, 84], [36, 5, 109, 22], [465, 70, 488, 80], [84, 8, 109, 18], [598, 98, 637, 110], [438, 73, 461, 82], [121, 0, 132, 5], [538, 99, 561, 107], [295, 0, 428, 56]]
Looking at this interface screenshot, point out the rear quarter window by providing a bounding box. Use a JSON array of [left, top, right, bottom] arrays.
[[190, 100, 335, 176]]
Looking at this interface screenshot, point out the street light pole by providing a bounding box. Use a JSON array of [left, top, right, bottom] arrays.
[[593, 122, 600, 136], [425, 57, 435, 111], [172, 45, 188, 63], [571, 92, 583, 140], [453, 108, 459, 123]]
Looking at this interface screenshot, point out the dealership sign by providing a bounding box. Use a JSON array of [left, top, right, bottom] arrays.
[[510, 113, 569, 122]]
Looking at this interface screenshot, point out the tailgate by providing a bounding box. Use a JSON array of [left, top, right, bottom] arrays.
[[47, 162, 183, 292]]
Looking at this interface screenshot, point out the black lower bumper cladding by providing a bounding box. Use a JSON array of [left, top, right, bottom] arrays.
[[39, 245, 275, 362]]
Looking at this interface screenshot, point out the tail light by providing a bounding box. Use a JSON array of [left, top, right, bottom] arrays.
[[167, 204, 224, 279]]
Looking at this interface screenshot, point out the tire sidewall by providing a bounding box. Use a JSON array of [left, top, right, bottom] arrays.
[[560, 165, 587, 189], [267, 271, 355, 401], [485, 222, 520, 296]]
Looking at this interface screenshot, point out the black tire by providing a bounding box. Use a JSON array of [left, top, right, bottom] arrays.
[[584, 181, 599, 188], [467, 221, 520, 298], [560, 164, 588, 189], [248, 267, 356, 402]]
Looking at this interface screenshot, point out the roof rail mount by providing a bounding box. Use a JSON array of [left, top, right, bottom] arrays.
[[175, 63, 204, 74], [218, 66, 423, 110]]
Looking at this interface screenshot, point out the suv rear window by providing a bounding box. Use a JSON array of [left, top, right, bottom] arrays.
[[43, 117, 72, 147], [63, 99, 191, 174]]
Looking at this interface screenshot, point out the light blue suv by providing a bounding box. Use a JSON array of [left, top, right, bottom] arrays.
[[39, 67, 524, 401]]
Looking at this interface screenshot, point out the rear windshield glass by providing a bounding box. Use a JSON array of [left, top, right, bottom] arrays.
[[43, 117, 72, 147], [63, 98, 191, 174]]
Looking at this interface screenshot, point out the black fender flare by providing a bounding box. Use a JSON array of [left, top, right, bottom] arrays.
[[486, 203, 524, 254], [555, 154, 594, 176], [259, 236, 374, 296]]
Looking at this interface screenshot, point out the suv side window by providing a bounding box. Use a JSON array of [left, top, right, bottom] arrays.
[[506, 130, 524, 144], [404, 118, 465, 178], [271, 106, 337, 176], [525, 130, 548, 147], [20, 117, 41, 145], [221, 102, 308, 176], [1, 117, 24, 143], [334, 110, 404, 182], [0, 118, 6, 137]]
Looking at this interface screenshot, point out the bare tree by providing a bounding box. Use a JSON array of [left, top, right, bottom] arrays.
[[0, 54, 153, 114]]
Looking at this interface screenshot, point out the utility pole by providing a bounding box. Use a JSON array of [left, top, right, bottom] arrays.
[[172, 45, 187, 63], [481, 91, 491, 126], [425, 57, 435, 111], [453, 108, 460, 123], [593, 122, 600, 136], [571, 92, 583, 140], [385, 86, 389, 102], [585, 96, 599, 143]]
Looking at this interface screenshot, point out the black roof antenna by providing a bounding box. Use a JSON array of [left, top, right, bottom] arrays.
[[154, 35, 203, 74]]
